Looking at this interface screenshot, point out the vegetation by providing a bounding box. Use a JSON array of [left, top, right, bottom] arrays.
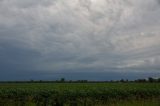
[[0, 80, 160, 106], [1, 77, 160, 83]]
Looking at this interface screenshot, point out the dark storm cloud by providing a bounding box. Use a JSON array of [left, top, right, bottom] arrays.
[[0, 0, 160, 80], [157, 0, 160, 4]]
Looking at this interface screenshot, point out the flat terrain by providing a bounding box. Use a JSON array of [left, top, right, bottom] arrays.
[[0, 83, 160, 106]]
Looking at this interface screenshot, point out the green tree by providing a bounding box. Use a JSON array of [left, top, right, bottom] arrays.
[[120, 79, 124, 83], [148, 77, 154, 83], [60, 78, 65, 82]]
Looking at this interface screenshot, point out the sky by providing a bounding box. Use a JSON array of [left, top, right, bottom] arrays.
[[0, 0, 160, 81]]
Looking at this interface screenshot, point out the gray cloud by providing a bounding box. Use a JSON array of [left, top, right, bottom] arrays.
[[0, 0, 160, 80]]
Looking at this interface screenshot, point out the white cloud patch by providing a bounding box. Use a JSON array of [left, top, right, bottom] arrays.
[[0, 0, 160, 73]]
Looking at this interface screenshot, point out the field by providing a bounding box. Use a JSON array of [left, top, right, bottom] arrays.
[[0, 83, 160, 106]]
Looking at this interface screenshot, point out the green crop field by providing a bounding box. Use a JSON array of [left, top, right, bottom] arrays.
[[0, 83, 160, 106]]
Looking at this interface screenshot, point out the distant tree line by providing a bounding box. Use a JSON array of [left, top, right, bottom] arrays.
[[135, 77, 160, 83], [0, 77, 160, 83]]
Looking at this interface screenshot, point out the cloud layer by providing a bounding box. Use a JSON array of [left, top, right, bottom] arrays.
[[0, 0, 160, 80]]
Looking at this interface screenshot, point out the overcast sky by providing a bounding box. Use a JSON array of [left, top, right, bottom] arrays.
[[0, 0, 160, 81]]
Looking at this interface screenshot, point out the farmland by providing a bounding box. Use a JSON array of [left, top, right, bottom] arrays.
[[0, 83, 160, 106]]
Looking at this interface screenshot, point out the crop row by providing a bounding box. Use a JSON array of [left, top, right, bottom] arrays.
[[0, 83, 160, 106]]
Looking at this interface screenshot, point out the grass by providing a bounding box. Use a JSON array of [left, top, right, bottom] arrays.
[[0, 83, 160, 106]]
